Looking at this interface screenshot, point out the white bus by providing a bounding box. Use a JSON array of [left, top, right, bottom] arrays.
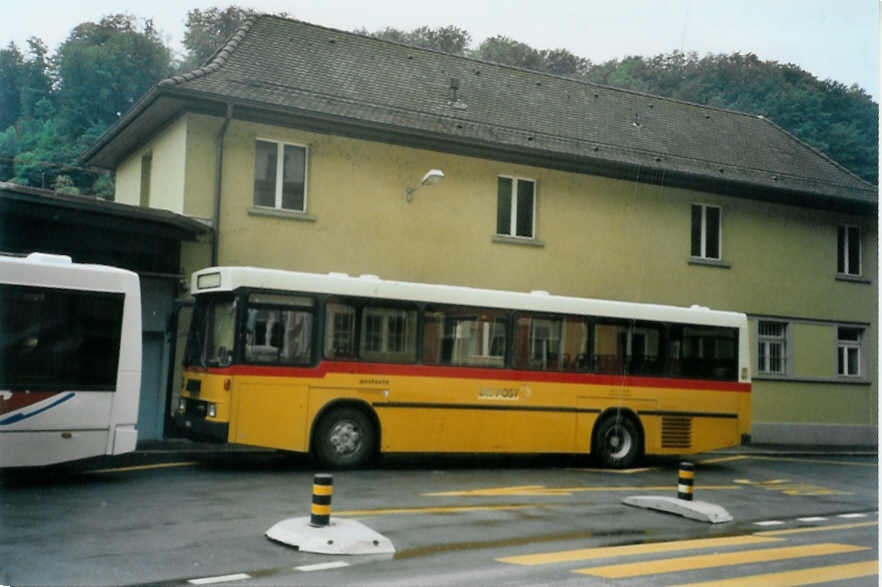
[[0, 253, 142, 467]]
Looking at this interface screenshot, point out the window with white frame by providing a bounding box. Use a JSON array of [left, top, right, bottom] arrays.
[[837, 226, 861, 276], [757, 321, 788, 375], [253, 139, 307, 212], [691, 204, 721, 260], [497, 176, 535, 239], [837, 327, 863, 377]]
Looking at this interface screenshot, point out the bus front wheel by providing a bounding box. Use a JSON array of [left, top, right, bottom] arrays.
[[594, 414, 642, 469], [313, 407, 376, 469]]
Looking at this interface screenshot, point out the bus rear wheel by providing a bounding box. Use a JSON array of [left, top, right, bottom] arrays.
[[313, 407, 376, 469], [594, 414, 642, 469]]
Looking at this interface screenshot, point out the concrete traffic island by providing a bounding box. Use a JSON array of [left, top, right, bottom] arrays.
[[622, 462, 733, 524], [266, 473, 395, 555]]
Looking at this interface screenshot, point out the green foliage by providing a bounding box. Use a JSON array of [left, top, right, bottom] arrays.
[[357, 25, 471, 56], [0, 10, 876, 203], [54, 14, 173, 138], [583, 51, 878, 183], [0, 15, 173, 197], [181, 6, 256, 71]]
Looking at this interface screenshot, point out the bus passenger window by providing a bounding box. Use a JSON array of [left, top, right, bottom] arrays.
[[594, 322, 628, 374], [244, 294, 314, 365], [423, 306, 506, 368], [359, 306, 417, 363], [245, 308, 312, 365], [514, 315, 589, 372], [325, 302, 356, 360], [594, 320, 664, 376], [669, 324, 738, 381]]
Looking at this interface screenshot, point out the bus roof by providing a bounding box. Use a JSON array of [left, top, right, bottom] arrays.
[[0, 252, 140, 294], [192, 266, 747, 329]]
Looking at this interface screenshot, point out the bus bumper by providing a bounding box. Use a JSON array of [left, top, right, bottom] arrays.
[[173, 413, 229, 443]]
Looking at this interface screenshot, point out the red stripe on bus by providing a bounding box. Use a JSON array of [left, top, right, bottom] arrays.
[[194, 362, 750, 393]]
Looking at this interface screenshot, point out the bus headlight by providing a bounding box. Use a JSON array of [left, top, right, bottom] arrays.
[[177, 398, 187, 413], [208, 403, 217, 418]]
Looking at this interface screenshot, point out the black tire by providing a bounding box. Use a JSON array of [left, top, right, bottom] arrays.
[[594, 414, 642, 469], [313, 406, 376, 469]]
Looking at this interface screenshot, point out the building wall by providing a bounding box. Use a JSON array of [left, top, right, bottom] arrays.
[[114, 116, 188, 213], [119, 112, 878, 445]]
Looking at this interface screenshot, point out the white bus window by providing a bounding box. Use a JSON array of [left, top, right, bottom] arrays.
[[0, 284, 124, 389]]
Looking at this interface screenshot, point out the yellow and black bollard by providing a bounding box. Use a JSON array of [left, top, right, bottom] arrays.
[[310, 473, 333, 527], [677, 461, 694, 501]]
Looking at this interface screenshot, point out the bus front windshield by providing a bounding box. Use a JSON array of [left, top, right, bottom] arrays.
[[186, 295, 237, 368]]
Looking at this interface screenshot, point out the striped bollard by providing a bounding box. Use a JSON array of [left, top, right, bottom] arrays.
[[310, 473, 333, 527], [678, 461, 694, 501]]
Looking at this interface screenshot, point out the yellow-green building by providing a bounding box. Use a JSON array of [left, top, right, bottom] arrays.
[[82, 15, 877, 446]]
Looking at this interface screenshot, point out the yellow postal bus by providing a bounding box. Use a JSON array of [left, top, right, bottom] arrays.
[[175, 267, 750, 468]]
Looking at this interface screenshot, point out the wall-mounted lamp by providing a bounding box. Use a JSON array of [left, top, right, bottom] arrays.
[[406, 169, 444, 203]]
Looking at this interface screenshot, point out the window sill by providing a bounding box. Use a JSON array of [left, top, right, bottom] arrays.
[[688, 257, 731, 269], [835, 273, 871, 284], [492, 234, 545, 248], [753, 374, 871, 385], [248, 206, 316, 222]]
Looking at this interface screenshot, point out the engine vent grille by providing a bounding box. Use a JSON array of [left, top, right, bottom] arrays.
[[662, 416, 692, 449]]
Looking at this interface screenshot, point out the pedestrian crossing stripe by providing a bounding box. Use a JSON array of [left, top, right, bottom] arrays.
[[496, 535, 783, 566], [671, 560, 878, 586], [572, 543, 867, 578]]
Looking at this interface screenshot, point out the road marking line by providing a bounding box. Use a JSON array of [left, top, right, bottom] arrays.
[[89, 461, 198, 474], [756, 520, 877, 536], [747, 455, 877, 467], [295, 561, 350, 572], [754, 520, 785, 526], [573, 543, 868, 578], [335, 504, 535, 516], [699, 455, 749, 464], [188, 573, 251, 585], [797, 517, 827, 522], [671, 559, 878, 586], [425, 485, 741, 497], [569, 467, 655, 474], [838, 513, 868, 518], [496, 535, 782, 566]]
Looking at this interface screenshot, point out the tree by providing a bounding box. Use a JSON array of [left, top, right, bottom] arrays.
[[474, 36, 544, 71], [0, 39, 53, 132], [54, 14, 173, 139], [181, 6, 257, 70], [540, 48, 590, 78], [356, 25, 471, 56]]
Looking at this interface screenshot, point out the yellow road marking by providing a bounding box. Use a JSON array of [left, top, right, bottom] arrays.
[[425, 484, 741, 497], [496, 535, 782, 566], [89, 461, 198, 473], [574, 543, 867, 578], [699, 455, 749, 464], [756, 520, 878, 537], [334, 504, 535, 517], [671, 559, 878, 586], [569, 467, 655, 474]]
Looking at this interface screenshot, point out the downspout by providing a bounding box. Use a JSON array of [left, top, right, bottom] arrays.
[[211, 103, 234, 266]]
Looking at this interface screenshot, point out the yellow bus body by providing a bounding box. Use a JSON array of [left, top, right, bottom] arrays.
[[180, 365, 750, 457]]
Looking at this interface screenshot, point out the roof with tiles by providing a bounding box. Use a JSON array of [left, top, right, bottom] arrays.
[[88, 15, 876, 207]]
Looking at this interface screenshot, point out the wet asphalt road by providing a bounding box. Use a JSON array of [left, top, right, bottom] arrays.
[[0, 450, 877, 586]]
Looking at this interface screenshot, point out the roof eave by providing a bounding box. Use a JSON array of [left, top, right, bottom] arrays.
[[81, 86, 877, 214]]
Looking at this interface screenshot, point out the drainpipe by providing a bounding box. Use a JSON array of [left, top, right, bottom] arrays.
[[211, 103, 234, 266]]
